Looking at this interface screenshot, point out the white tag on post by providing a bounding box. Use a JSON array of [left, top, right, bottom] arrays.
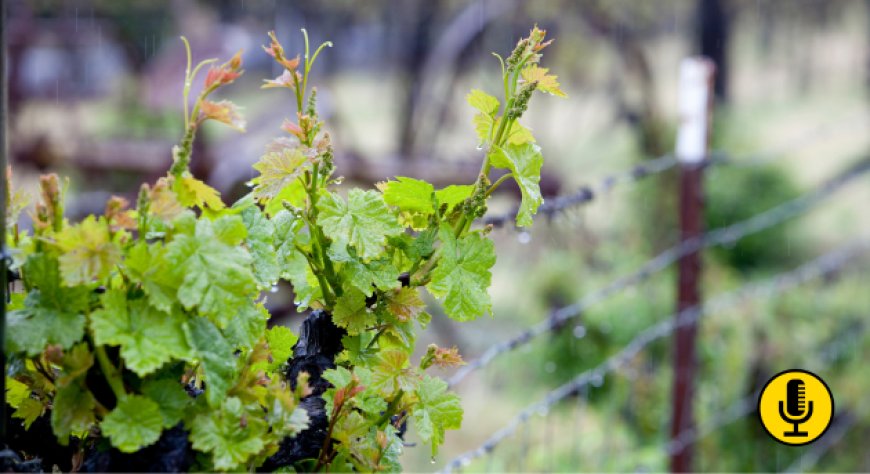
[[676, 58, 714, 164]]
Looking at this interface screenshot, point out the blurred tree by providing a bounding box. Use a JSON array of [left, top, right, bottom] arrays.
[[696, 0, 730, 102]]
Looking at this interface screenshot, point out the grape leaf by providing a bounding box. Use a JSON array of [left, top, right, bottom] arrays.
[[185, 317, 237, 408], [466, 89, 500, 116], [379, 177, 435, 214], [165, 218, 257, 326], [213, 214, 248, 246], [322, 366, 354, 390], [6, 254, 88, 356], [435, 185, 474, 214], [13, 399, 45, 430], [370, 350, 418, 397], [190, 397, 268, 471], [473, 114, 535, 146], [240, 206, 280, 288], [124, 242, 177, 313], [317, 189, 403, 260], [90, 290, 191, 376], [412, 375, 463, 456], [428, 226, 495, 321], [5, 378, 30, 408], [250, 147, 312, 201], [521, 64, 567, 98], [333, 288, 376, 335], [225, 303, 270, 350], [51, 382, 96, 443], [490, 143, 544, 227], [174, 175, 226, 210], [101, 395, 164, 452], [330, 246, 400, 297], [141, 379, 192, 429], [266, 325, 298, 370], [55, 215, 121, 286], [385, 287, 425, 322], [273, 210, 321, 309]]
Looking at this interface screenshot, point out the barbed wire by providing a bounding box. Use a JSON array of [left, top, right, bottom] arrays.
[[448, 156, 870, 388], [784, 412, 858, 473], [484, 109, 867, 230], [439, 239, 869, 472], [484, 154, 679, 228]]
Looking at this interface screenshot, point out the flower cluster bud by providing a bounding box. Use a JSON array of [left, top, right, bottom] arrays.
[[507, 81, 538, 120]]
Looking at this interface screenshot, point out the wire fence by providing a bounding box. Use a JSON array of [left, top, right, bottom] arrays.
[[449, 156, 870, 387], [441, 239, 869, 472], [484, 109, 867, 230]]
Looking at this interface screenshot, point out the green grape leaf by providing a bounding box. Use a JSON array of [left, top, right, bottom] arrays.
[[241, 207, 280, 288], [225, 303, 270, 350], [333, 288, 376, 336], [165, 218, 257, 326], [490, 143, 544, 227], [51, 382, 96, 444], [521, 64, 567, 98], [190, 397, 268, 471], [330, 246, 400, 297], [101, 395, 164, 453], [428, 227, 495, 321], [331, 410, 369, 446], [124, 242, 177, 313], [379, 177, 435, 214], [174, 176, 226, 210], [56, 342, 94, 387], [213, 214, 248, 246], [371, 350, 419, 397], [412, 375, 463, 457], [6, 254, 88, 356], [263, 179, 307, 216], [317, 189, 402, 260], [435, 185, 474, 214], [185, 317, 236, 408], [473, 114, 535, 146], [266, 326, 298, 370], [13, 399, 45, 430], [466, 89, 500, 116], [273, 210, 320, 308], [5, 378, 30, 408], [385, 287, 426, 322], [55, 215, 121, 286], [141, 379, 192, 429], [251, 147, 312, 201], [322, 366, 354, 389], [90, 290, 191, 376]]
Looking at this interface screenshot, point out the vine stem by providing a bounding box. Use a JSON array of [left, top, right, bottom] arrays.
[[94, 345, 126, 401]]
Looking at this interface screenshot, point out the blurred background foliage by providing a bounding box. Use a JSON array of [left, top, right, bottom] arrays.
[[6, 0, 870, 471]]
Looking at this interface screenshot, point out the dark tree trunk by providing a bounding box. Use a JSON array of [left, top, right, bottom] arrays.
[[261, 311, 346, 471], [697, 0, 730, 101]]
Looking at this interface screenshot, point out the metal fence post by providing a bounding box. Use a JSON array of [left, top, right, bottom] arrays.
[[670, 57, 715, 473]]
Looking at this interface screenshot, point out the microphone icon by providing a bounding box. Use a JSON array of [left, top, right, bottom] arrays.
[[779, 379, 813, 437]]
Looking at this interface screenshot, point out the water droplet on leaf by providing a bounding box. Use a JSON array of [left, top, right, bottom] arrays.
[[573, 325, 586, 339]]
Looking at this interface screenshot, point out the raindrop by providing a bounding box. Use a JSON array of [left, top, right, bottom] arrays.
[[544, 361, 556, 373], [270, 285, 279, 293], [591, 374, 604, 387], [573, 325, 586, 339], [245, 180, 255, 188], [476, 144, 484, 151], [430, 458, 436, 465], [517, 231, 531, 244]]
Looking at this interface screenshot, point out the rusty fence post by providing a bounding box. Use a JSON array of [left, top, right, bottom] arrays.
[[670, 57, 715, 473]]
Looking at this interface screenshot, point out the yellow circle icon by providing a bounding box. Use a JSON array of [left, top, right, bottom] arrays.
[[758, 369, 834, 446]]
